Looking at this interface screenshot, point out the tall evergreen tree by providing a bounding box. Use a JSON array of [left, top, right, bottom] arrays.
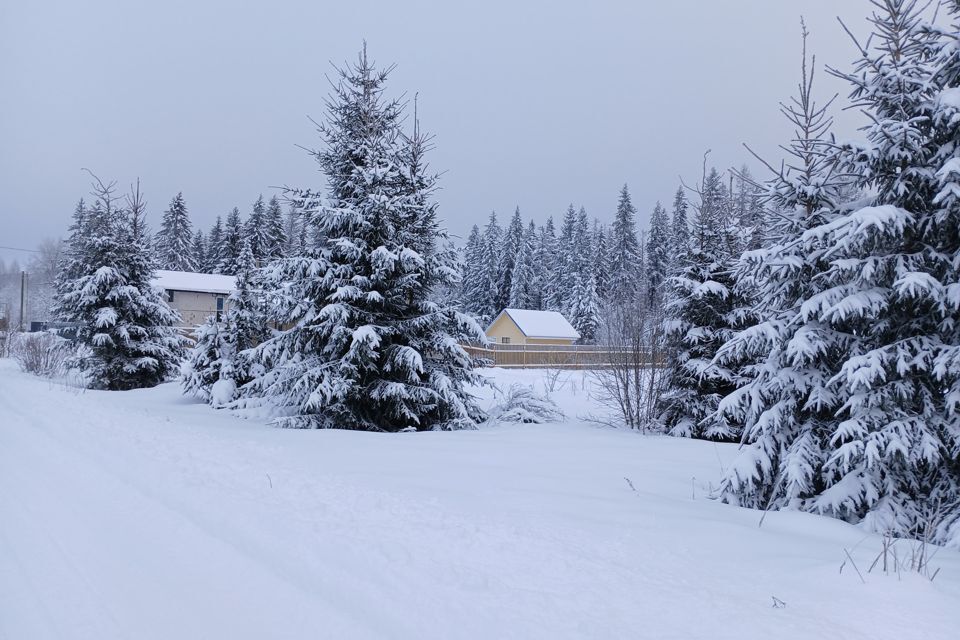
[[539, 217, 561, 311], [497, 207, 524, 311], [248, 47, 486, 431], [57, 199, 90, 285], [460, 224, 486, 315], [733, 165, 765, 250], [155, 192, 196, 271], [191, 230, 207, 273], [508, 220, 537, 309], [283, 203, 300, 256], [799, 1, 954, 538], [573, 206, 591, 281], [54, 176, 185, 390], [245, 195, 268, 262], [206, 216, 225, 273], [263, 195, 287, 260], [645, 201, 671, 309], [219, 207, 243, 275], [552, 204, 579, 314], [670, 185, 689, 271], [657, 166, 740, 439], [608, 184, 641, 300], [478, 211, 503, 318], [592, 219, 610, 300], [715, 19, 846, 516], [719, 6, 960, 544], [570, 271, 601, 343]]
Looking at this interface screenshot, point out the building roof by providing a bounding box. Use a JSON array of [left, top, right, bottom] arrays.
[[487, 308, 581, 340], [152, 270, 237, 295]]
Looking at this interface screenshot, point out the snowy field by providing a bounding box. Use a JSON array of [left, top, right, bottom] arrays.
[[1, 360, 958, 640]]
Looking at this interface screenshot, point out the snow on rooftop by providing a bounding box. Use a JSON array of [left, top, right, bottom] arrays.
[[152, 270, 237, 295], [492, 308, 581, 339]]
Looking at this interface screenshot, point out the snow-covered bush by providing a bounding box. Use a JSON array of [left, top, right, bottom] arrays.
[[10, 332, 72, 377], [182, 317, 237, 404], [488, 384, 564, 424]]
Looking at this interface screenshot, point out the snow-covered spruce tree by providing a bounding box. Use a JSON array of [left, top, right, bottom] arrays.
[[657, 165, 741, 440], [191, 230, 207, 273], [249, 48, 487, 431], [550, 204, 578, 314], [478, 211, 503, 319], [497, 207, 524, 311], [527, 220, 546, 310], [543, 211, 575, 312], [645, 201, 671, 309], [508, 220, 537, 309], [538, 217, 560, 311], [283, 203, 300, 257], [460, 224, 485, 314], [218, 207, 244, 274], [570, 271, 601, 343], [127, 179, 151, 249], [263, 195, 288, 261], [803, 1, 958, 539], [926, 2, 960, 545], [714, 23, 845, 506], [245, 195, 268, 263], [608, 184, 641, 301], [718, 6, 960, 544], [54, 175, 185, 390], [573, 206, 592, 282], [55, 199, 90, 288], [182, 315, 236, 404], [669, 185, 689, 273], [592, 219, 610, 301], [206, 216, 225, 273], [733, 165, 765, 251], [155, 192, 196, 271]]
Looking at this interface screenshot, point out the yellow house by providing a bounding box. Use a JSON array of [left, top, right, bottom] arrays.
[[484, 308, 580, 346]]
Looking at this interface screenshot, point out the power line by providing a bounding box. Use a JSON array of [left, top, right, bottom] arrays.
[[0, 245, 40, 253]]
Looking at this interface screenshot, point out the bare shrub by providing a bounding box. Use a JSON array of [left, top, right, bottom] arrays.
[[10, 332, 73, 377], [589, 298, 668, 430], [861, 502, 952, 582], [541, 361, 571, 394]]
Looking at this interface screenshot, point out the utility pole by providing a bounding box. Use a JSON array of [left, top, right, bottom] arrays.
[[18, 270, 25, 332]]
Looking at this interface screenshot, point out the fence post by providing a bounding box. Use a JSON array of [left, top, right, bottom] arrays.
[[19, 271, 26, 332]]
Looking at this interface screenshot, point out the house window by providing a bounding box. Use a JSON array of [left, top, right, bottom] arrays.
[[501, 337, 510, 344], [167, 290, 175, 303], [216, 296, 224, 322]]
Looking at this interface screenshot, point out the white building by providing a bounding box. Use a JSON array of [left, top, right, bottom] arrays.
[[152, 270, 237, 327]]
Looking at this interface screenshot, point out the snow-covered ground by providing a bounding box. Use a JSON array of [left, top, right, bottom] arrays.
[[1, 360, 958, 640]]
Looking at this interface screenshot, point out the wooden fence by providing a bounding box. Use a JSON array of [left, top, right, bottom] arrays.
[[461, 343, 658, 369]]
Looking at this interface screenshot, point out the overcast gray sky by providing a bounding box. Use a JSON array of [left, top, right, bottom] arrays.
[[1, 0, 870, 266]]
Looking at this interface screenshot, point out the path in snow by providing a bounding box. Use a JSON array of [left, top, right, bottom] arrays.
[[1, 361, 958, 639]]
